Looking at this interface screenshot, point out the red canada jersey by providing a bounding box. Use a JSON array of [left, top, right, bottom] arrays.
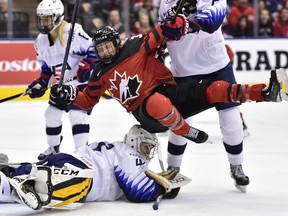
[[74, 24, 176, 112]]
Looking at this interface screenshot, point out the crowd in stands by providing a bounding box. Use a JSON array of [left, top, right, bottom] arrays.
[[224, 0, 288, 37], [69, 0, 288, 38], [1, 0, 288, 39]]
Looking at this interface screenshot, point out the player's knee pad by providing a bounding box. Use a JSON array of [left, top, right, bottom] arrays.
[[219, 107, 243, 145], [45, 105, 63, 126], [69, 109, 89, 125], [132, 96, 168, 133]]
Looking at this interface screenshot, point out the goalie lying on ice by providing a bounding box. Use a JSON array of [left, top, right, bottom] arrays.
[[0, 125, 191, 211]]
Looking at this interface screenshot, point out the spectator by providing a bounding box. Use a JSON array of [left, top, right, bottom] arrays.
[[258, 0, 267, 11], [0, 0, 29, 38], [107, 9, 126, 40], [81, 2, 104, 36], [273, 6, 288, 36], [266, 0, 283, 17], [0, 0, 8, 37], [131, 0, 157, 31], [228, 0, 254, 31], [131, 11, 153, 35], [139, 0, 158, 25], [258, 8, 274, 37], [0, 0, 7, 13], [233, 15, 254, 37]]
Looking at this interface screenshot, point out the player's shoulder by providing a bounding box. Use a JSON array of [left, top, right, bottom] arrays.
[[35, 33, 47, 44], [35, 33, 49, 50], [73, 23, 92, 41]]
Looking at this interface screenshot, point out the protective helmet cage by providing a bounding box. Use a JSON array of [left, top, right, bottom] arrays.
[[92, 26, 121, 64], [35, 0, 64, 34], [123, 125, 159, 161]]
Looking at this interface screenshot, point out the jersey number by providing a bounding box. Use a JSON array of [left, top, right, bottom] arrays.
[[136, 158, 145, 166]]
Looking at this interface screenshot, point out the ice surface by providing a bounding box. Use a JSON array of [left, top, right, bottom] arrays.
[[1, 99, 288, 216]]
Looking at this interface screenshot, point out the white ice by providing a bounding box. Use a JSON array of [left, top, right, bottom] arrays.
[[0, 99, 288, 216]]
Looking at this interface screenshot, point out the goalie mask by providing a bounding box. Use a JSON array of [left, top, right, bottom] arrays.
[[92, 26, 121, 64], [36, 0, 64, 34], [123, 125, 159, 161]]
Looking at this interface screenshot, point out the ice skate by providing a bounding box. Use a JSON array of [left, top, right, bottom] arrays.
[[182, 127, 208, 143], [262, 68, 287, 102], [38, 136, 62, 160], [230, 164, 249, 193]]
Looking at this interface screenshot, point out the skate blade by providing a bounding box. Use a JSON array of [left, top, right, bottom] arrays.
[[234, 183, 247, 193]]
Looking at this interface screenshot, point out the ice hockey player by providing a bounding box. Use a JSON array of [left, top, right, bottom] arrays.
[[49, 22, 287, 151], [0, 125, 191, 211], [25, 0, 98, 160]]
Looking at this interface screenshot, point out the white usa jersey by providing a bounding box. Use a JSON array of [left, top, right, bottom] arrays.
[[159, 0, 230, 76], [73, 141, 149, 201], [35, 23, 94, 86]]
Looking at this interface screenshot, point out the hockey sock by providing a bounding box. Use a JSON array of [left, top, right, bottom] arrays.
[[206, 81, 266, 103], [146, 92, 190, 135]]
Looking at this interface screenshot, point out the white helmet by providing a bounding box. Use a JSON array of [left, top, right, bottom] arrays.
[[123, 125, 159, 161], [36, 0, 64, 34]]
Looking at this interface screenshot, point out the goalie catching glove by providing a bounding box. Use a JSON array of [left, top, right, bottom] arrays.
[[160, 14, 189, 41], [145, 169, 191, 198], [50, 83, 78, 105]]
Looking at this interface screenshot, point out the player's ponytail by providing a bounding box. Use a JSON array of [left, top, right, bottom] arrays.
[[57, 20, 68, 48]]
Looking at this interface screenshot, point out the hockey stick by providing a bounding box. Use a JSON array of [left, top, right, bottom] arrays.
[[153, 143, 165, 210], [0, 91, 28, 103], [58, 0, 81, 87], [153, 194, 163, 210], [158, 143, 165, 172]]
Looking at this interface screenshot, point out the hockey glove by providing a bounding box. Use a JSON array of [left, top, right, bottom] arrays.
[[77, 60, 94, 83], [146, 169, 191, 196], [50, 83, 78, 105], [161, 14, 189, 41], [166, 0, 198, 18], [27, 77, 48, 98]]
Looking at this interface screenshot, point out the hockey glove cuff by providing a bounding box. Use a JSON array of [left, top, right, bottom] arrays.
[[77, 60, 95, 83]]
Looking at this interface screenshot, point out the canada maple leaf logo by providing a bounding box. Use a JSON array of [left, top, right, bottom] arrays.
[[109, 71, 142, 104]]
